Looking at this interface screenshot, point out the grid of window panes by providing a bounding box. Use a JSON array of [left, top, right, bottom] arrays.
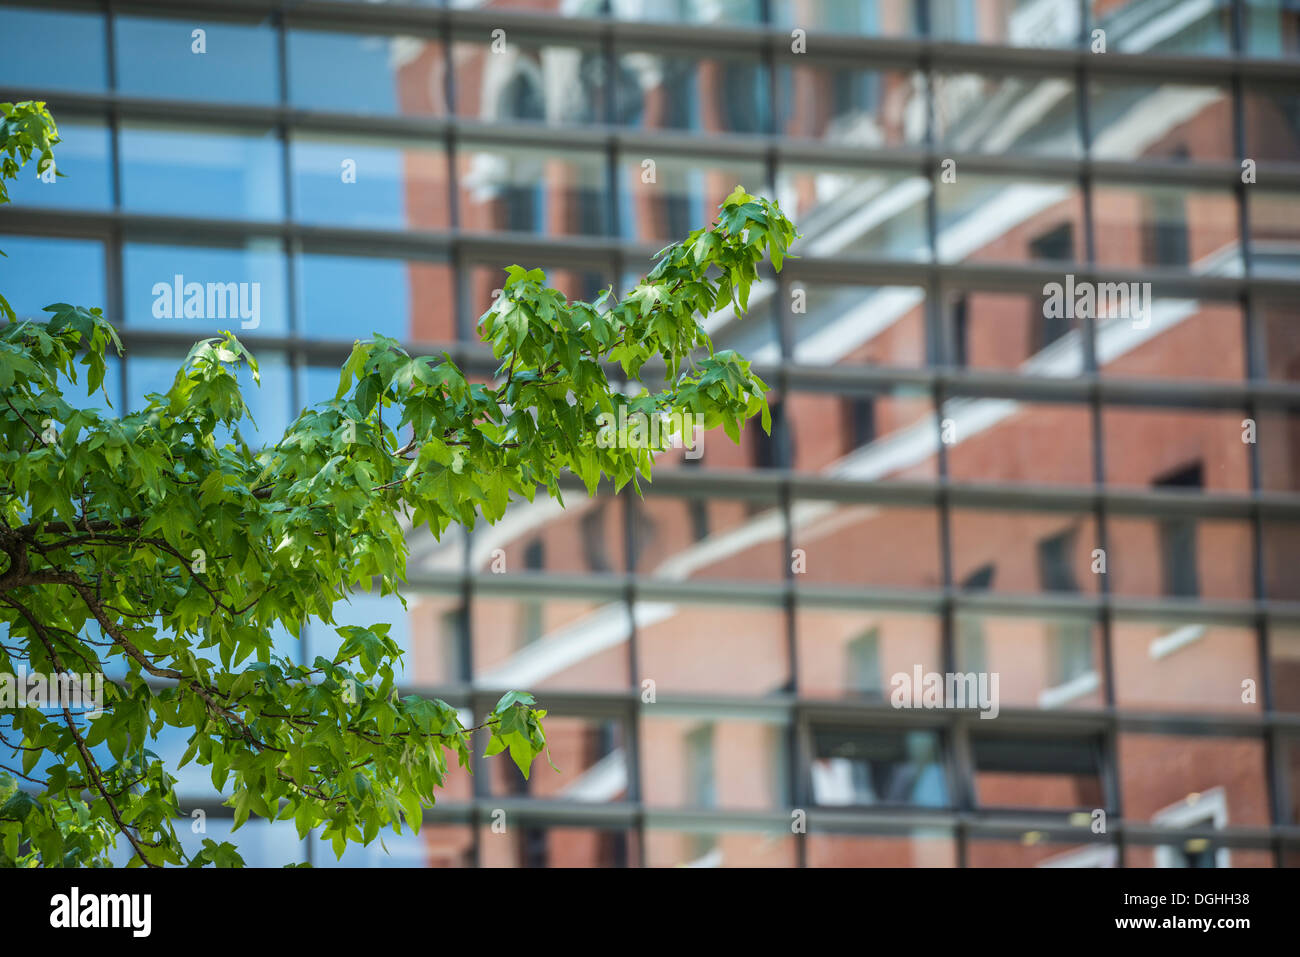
[[2, 0, 1299, 867]]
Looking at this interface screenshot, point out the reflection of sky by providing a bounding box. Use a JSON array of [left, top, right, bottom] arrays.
[[291, 139, 408, 227], [296, 253, 410, 340], [120, 125, 283, 220], [4, 121, 112, 211], [0, 235, 105, 320], [123, 241, 289, 333], [115, 17, 278, 105], [299, 362, 343, 411], [288, 30, 402, 114], [0, 7, 106, 90]]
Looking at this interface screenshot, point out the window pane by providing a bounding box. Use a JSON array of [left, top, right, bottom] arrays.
[[951, 509, 1099, 596], [635, 600, 789, 695], [945, 289, 1082, 373], [451, 0, 601, 11], [288, 29, 447, 116], [771, 0, 921, 36], [796, 606, 943, 699], [1092, 182, 1240, 273], [1258, 299, 1300, 382], [1272, 627, 1300, 714], [1127, 841, 1273, 868], [630, 493, 785, 582], [614, 50, 767, 135], [1090, 79, 1232, 164], [123, 240, 288, 334], [1119, 733, 1271, 828], [462, 143, 605, 236], [972, 733, 1103, 810], [640, 715, 787, 809], [296, 249, 455, 342], [0, 235, 105, 321], [470, 495, 626, 576], [932, 0, 1081, 47], [480, 825, 638, 867], [1089, 0, 1231, 55], [1248, 189, 1300, 278], [933, 70, 1081, 157], [1097, 297, 1246, 381], [1243, 81, 1300, 168], [1245, 0, 1300, 57], [1263, 519, 1300, 602], [945, 397, 1094, 487], [807, 829, 957, 866], [1258, 409, 1300, 494], [792, 284, 928, 367], [811, 727, 949, 807], [454, 36, 603, 125], [937, 173, 1084, 265], [793, 502, 941, 590], [471, 594, 629, 692], [788, 386, 937, 478], [291, 133, 450, 229], [1102, 407, 1252, 493], [1113, 619, 1261, 714], [777, 164, 930, 261], [115, 15, 278, 104], [0, 7, 107, 92], [620, 154, 765, 244], [644, 828, 794, 867], [968, 836, 1116, 867], [120, 123, 284, 220], [3, 117, 112, 211], [779, 63, 924, 146], [609, 0, 762, 25], [1108, 515, 1254, 601], [955, 612, 1105, 709]]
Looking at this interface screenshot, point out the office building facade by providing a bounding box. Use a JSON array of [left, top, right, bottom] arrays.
[[1, 0, 1298, 866]]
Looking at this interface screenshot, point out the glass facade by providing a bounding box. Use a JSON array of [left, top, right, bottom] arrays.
[[2, 0, 1299, 868]]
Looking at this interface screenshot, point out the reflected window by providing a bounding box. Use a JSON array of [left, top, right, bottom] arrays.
[[972, 733, 1104, 810], [842, 396, 877, 453], [1156, 462, 1203, 598], [580, 504, 614, 573], [1146, 190, 1190, 267], [846, 629, 883, 698], [685, 724, 716, 808], [811, 728, 948, 807]]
